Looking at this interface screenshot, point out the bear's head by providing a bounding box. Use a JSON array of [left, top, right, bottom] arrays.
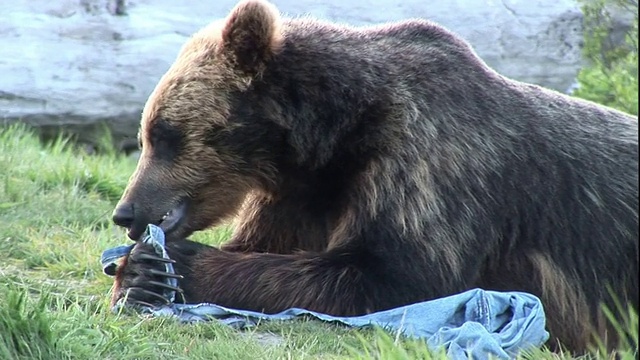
[[112, 0, 287, 240]]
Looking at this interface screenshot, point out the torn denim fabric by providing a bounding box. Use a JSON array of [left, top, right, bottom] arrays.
[[101, 224, 549, 360]]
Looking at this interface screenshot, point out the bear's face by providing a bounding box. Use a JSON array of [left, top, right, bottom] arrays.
[[112, 0, 284, 240]]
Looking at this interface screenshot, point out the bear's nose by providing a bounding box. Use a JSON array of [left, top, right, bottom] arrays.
[[112, 203, 135, 228]]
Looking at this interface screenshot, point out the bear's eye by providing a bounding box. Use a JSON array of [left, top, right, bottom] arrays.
[[148, 118, 184, 162]]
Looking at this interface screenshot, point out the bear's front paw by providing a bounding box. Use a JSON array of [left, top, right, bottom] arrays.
[[113, 242, 185, 308]]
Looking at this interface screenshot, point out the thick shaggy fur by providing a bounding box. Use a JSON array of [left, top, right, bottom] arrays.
[[111, 0, 639, 353]]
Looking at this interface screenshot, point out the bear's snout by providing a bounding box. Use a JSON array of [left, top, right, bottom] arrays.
[[112, 202, 152, 240], [112, 202, 134, 228]]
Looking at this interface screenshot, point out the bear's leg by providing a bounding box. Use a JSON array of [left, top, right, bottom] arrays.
[[476, 252, 594, 352], [476, 250, 638, 353], [221, 197, 330, 254], [113, 239, 392, 316]]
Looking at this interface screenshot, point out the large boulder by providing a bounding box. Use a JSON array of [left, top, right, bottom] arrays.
[[0, 0, 622, 148]]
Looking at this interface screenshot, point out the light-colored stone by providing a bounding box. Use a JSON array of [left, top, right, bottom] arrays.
[[0, 0, 625, 145]]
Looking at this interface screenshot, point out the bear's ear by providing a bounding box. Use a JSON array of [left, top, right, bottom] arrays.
[[220, 0, 283, 73]]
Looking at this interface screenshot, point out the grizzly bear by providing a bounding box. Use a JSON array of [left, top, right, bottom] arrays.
[[110, 0, 639, 353]]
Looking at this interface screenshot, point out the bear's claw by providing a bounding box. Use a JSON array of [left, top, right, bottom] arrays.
[[147, 268, 184, 279], [126, 287, 172, 305], [114, 240, 187, 307], [147, 280, 184, 293], [126, 299, 158, 309], [131, 252, 176, 264]]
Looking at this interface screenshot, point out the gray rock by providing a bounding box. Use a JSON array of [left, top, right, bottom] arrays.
[[0, 0, 625, 146]]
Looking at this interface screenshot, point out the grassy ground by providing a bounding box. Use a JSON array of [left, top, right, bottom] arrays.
[[0, 124, 637, 359]]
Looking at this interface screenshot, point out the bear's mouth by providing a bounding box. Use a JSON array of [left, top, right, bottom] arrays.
[[157, 199, 189, 236]]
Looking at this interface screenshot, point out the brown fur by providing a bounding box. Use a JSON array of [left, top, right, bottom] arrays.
[[528, 253, 592, 351], [111, 0, 639, 354]]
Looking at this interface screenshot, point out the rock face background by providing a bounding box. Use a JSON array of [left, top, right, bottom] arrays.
[[0, 0, 626, 147]]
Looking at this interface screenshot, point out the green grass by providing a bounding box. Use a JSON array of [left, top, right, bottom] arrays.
[[0, 124, 637, 359]]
